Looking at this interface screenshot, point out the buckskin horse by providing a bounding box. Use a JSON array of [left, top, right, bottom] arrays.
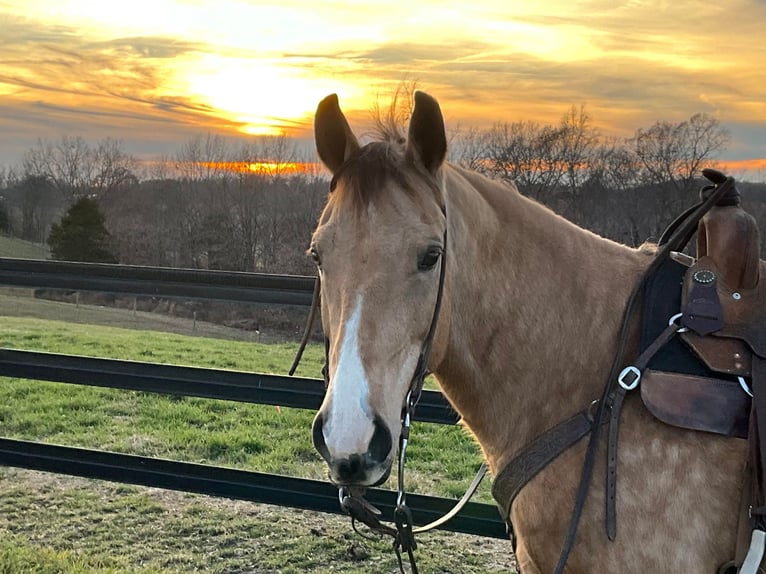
[[305, 91, 763, 573]]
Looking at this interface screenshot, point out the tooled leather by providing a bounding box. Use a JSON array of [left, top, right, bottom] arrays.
[[491, 412, 593, 522], [682, 258, 766, 360], [681, 202, 765, 361]]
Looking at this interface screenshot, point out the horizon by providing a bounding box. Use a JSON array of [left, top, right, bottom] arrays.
[[1, 1, 766, 181]]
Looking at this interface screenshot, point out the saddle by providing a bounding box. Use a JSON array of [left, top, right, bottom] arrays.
[[641, 192, 762, 437], [491, 171, 766, 574], [639, 177, 766, 573]]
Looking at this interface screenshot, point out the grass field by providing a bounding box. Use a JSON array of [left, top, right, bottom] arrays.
[[0, 297, 516, 573], [0, 236, 49, 259]]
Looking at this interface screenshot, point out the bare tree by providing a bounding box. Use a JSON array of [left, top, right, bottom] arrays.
[[92, 138, 138, 196], [559, 105, 600, 195], [450, 126, 492, 174], [23, 136, 96, 201], [483, 120, 568, 199], [629, 113, 730, 194], [224, 142, 265, 272], [174, 134, 230, 182], [13, 175, 59, 242], [588, 138, 642, 193]]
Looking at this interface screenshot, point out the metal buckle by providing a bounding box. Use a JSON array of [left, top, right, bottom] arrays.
[[618, 365, 641, 391], [669, 312, 689, 333], [586, 399, 600, 422], [739, 376, 754, 398]]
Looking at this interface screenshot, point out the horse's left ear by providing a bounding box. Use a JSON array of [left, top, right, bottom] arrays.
[[406, 91, 447, 175]]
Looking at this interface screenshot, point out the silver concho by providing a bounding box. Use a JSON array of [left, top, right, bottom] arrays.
[[693, 269, 716, 284]]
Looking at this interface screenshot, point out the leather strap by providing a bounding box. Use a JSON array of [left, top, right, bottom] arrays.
[[341, 207, 449, 574], [606, 321, 681, 539], [736, 463, 755, 567], [554, 169, 736, 574], [752, 357, 766, 530], [289, 276, 321, 376], [682, 263, 724, 336], [492, 409, 596, 541]]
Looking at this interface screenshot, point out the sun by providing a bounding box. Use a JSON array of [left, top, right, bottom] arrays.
[[180, 54, 362, 136]]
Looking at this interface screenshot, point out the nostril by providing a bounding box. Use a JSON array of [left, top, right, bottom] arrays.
[[312, 413, 330, 463], [341, 454, 361, 474], [336, 454, 365, 482], [368, 415, 392, 463]]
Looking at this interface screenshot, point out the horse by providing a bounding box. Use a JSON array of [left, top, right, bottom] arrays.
[[307, 91, 747, 573]]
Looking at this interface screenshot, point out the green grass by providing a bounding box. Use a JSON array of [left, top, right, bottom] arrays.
[[0, 235, 49, 259], [0, 314, 513, 573], [0, 468, 513, 573], [0, 315, 486, 492]]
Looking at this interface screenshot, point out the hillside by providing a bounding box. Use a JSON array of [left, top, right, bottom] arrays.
[[0, 235, 49, 259]]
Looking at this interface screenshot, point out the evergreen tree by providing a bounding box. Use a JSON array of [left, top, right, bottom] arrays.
[[47, 197, 117, 263]]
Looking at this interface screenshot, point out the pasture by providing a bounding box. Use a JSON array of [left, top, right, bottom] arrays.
[[0, 236, 49, 260], [0, 292, 516, 573]]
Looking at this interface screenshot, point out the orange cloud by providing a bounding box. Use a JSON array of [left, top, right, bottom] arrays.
[[723, 158, 766, 172], [197, 161, 318, 176], [1, 0, 766, 175]]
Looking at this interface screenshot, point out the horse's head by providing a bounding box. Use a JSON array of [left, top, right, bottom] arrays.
[[310, 92, 449, 487]]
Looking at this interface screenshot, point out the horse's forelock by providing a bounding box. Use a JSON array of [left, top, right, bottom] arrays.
[[330, 141, 419, 214]]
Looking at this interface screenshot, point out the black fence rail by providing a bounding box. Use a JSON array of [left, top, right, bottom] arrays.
[[0, 257, 316, 306], [0, 257, 506, 539]]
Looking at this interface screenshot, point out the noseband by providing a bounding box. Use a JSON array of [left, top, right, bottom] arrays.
[[291, 205, 487, 573]]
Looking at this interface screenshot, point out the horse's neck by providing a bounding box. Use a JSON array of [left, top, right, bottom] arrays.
[[435, 164, 651, 473]]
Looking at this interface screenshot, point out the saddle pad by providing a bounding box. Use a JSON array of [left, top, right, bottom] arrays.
[[641, 369, 750, 438]]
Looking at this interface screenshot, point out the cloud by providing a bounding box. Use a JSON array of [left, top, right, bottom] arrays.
[[0, 16, 246, 162], [1, 1, 765, 168]]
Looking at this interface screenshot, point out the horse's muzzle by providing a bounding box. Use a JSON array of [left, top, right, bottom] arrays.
[[312, 413, 393, 486]]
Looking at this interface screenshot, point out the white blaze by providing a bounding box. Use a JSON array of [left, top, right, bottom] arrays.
[[324, 296, 374, 458]]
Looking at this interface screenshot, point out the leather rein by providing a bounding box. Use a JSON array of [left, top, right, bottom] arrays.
[[290, 205, 488, 574]]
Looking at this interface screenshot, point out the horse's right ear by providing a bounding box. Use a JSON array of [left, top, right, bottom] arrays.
[[314, 94, 360, 174]]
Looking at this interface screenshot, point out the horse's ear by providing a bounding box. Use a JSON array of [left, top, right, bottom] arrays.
[[406, 91, 447, 174], [314, 94, 360, 174]]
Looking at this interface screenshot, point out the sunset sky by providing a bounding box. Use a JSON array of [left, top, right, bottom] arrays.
[[2, 0, 766, 178]]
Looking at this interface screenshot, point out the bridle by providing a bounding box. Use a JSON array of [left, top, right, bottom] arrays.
[[291, 203, 488, 573]]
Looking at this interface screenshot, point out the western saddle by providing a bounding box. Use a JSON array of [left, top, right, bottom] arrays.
[[640, 169, 765, 574]]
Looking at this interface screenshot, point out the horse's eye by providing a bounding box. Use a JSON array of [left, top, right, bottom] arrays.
[[418, 247, 442, 271], [309, 246, 321, 267]]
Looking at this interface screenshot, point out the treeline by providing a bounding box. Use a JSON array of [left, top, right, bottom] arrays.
[[0, 134, 327, 276], [449, 106, 766, 247], [1, 106, 765, 278]]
